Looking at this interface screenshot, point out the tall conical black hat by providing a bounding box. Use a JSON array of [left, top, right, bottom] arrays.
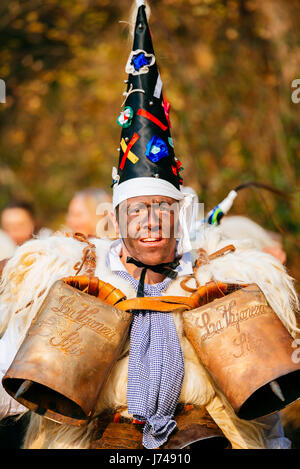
[[113, 1, 183, 192]]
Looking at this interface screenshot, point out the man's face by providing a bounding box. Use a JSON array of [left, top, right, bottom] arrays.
[[117, 195, 180, 265], [1, 208, 35, 246]]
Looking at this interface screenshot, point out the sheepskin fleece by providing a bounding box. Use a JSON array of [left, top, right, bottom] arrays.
[[0, 226, 298, 449], [219, 216, 280, 250]]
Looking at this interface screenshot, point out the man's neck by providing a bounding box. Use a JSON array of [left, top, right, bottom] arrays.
[[119, 245, 175, 285]]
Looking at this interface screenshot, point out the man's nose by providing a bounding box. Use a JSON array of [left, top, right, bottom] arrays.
[[141, 207, 160, 232], [148, 207, 160, 227]]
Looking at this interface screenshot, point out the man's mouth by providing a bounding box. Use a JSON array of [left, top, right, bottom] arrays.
[[139, 237, 163, 244]]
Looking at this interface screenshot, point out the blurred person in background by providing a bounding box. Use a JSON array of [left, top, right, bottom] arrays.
[[1, 201, 36, 247], [0, 229, 16, 278], [66, 188, 117, 239], [0, 229, 16, 262]]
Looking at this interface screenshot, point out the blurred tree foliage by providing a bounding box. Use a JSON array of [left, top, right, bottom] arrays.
[[0, 0, 299, 274]]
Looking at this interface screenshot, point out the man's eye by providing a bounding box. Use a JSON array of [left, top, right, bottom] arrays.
[[128, 208, 137, 215], [128, 207, 146, 215], [159, 204, 171, 212]]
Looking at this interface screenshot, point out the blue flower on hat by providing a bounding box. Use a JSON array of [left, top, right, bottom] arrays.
[[145, 135, 169, 163], [125, 49, 155, 76], [132, 52, 152, 71]]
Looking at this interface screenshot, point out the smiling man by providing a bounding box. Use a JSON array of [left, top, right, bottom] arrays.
[[0, 0, 298, 451]]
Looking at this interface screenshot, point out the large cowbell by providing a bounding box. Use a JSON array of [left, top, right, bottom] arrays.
[[183, 284, 300, 420], [2, 280, 132, 426]]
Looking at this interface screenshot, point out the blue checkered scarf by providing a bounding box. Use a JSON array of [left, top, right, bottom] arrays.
[[115, 271, 184, 449]]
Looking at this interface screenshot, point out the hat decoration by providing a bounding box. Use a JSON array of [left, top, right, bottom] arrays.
[[125, 49, 156, 75], [117, 106, 134, 128]]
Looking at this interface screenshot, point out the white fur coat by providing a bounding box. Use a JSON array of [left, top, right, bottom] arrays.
[[0, 225, 298, 449]]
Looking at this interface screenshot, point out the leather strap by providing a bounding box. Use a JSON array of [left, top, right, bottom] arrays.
[[63, 276, 126, 306], [65, 232, 97, 276], [118, 282, 247, 312], [117, 296, 197, 312], [63, 276, 247, 313], [181, 244, 236, 293], [195, 244, 236, 268], [189, 281, 247, 307]]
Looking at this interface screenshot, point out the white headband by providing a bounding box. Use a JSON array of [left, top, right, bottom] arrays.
[[112, 177, 184, 208]]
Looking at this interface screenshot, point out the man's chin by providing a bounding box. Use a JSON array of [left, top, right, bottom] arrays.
[[135, 238, 175, 265]]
